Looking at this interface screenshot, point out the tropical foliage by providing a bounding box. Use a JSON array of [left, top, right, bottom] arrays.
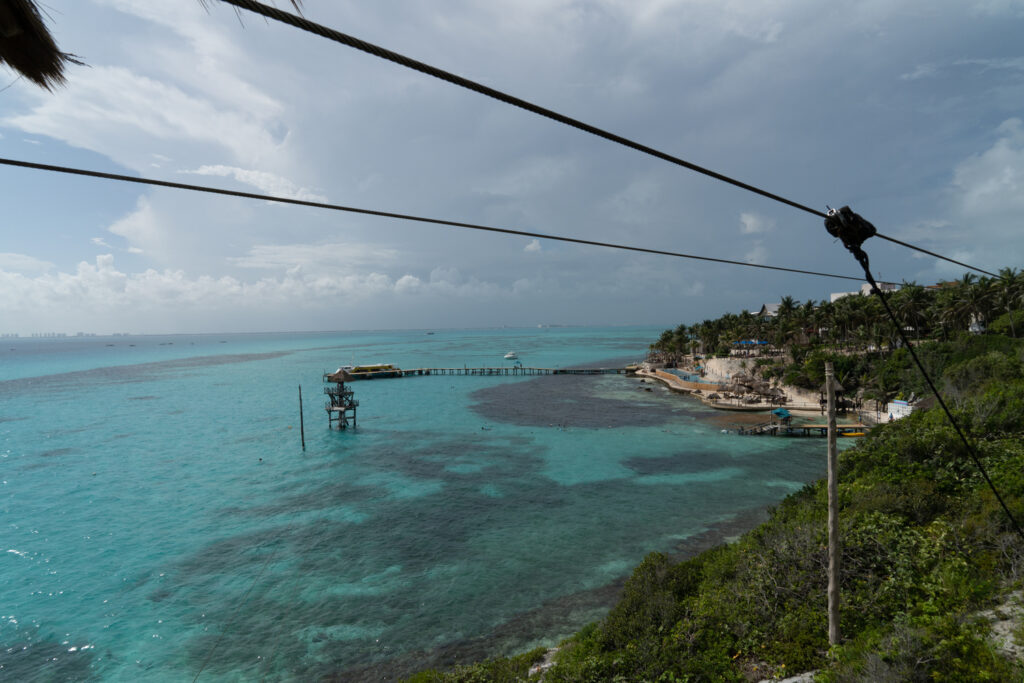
[[648, 271, 1024, 407], [410, 264, 1024, 682], [410, 332, 1024, 682], [649, 269, 1024, 365]]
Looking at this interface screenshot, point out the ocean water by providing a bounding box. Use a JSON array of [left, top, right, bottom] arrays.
[[0, 327, 827, 681]]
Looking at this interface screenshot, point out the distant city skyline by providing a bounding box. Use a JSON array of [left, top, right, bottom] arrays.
[[2, 1, 1022, 334]]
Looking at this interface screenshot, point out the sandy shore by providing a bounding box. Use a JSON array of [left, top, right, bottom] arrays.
[[637, 365, 874, 424]]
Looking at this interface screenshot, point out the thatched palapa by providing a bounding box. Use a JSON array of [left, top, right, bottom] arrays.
[[0, 0, 82, 90], [821, 379, 845, 394], [326, 369, 355, 383]]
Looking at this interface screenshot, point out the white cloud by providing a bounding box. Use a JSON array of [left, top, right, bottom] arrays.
[[476, 156, 577, 197], [0, 254, 520, 331], [228, 242, 397, 273], [739, 212, 774, 234], [424, 266, 505, 298], [0, 254, 412, 314], [603, 176, 662, 224], [95, 0, 284, 119], [107, 196, 163, 256], [970, 0, 1024, 18], [430, 267, 463, 285], [900, 64, 936, 81], [744, 243, 768, 263], [395, 274, 423, 293], [524, 239, 542, 252], [92, 235, 150, 255], [955, 57, 1024, 72], [951, 118, 1024, 217], [0, 253, 54, 273], [602, 0, 784, 44], [3, 65, 283, 170], [185, 165, 326, 202], [924, 117, 1024, 272]]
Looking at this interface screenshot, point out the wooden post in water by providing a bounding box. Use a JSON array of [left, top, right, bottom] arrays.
[[298, 384, 306, 451], [825, 362, 839, 646]]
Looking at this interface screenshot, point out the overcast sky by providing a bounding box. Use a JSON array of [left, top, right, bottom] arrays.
[[1, 0, 1022, 334]]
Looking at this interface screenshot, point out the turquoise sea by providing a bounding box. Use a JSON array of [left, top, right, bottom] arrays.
[[0, 327, 826, 681]]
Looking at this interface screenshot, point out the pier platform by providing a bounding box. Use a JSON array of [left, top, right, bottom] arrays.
[[735, 422, 867, 437]]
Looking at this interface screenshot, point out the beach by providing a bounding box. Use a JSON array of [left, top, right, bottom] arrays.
[[637, 353, 876, 425]]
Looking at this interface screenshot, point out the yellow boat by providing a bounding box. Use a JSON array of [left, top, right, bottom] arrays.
[[333, 363, 402, 380]]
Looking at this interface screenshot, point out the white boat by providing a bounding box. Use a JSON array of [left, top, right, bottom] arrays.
[[504, 351, 518, 360]]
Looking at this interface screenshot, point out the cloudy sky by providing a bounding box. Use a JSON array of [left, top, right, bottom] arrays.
[[1, 0, 1022, 334]]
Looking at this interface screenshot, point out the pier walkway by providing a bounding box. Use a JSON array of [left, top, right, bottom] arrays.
[[323, 366, 630, 381], [399, 366, 627, 377], [736, 422, 867, 437]]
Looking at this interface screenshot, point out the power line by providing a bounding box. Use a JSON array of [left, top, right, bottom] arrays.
[[0, 156, 880, 284], [215, 0, 999, 281], [217, 0, 825, 220]]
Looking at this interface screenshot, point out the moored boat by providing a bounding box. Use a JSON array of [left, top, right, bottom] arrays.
[[329, 363, 402, 380]]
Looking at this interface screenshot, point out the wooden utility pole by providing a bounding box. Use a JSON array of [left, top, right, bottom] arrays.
[[298, 384, 306, 451], [825, 362, 839, 645]]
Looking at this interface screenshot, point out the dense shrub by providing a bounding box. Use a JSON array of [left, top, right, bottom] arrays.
[[989, 310, 1024, 338], [409, 336, 1024, 682]]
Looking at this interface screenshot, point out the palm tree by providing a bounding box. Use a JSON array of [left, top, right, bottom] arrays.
[[892, 282, 930, 341], [653, 329, 674, 360], [778, 295, 798, 321], [993, 268, 1023, 336], [671, 324, 690, 362], [0, 0, 82, 90]]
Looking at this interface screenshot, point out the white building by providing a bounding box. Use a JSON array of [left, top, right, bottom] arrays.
[[885, 399, 914, 421], [830, 282, 899, 303]]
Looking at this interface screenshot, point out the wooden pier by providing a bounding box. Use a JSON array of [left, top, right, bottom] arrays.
[[397, 366, 628, 377], [323, 366, 630, 381], [321, 365, 630, 429]]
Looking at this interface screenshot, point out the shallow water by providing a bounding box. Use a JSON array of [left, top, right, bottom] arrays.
[[0, 328, 825, 681]]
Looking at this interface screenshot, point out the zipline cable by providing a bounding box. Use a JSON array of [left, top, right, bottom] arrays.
[[216, 0, 999, 281], [216, 0, 825, 220], [875, 234, 999, 279], [825, 206, 1024, 544], [0, 156, 883, 284]]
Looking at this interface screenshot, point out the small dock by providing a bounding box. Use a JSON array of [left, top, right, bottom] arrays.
[[735, 422, 867, 437]]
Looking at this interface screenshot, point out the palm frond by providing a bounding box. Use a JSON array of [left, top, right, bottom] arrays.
[[0, 0, 82, 91]]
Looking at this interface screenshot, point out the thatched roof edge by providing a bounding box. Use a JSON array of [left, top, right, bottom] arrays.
[[0, 0, 82, 90]]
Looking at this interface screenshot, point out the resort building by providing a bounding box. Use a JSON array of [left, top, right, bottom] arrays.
[[829, 282, 899, 303]]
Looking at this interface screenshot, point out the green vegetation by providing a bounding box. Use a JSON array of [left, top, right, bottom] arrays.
[[406, 647, 549, 683], [649, 270, 1024, 406], [410, 332, 1024, 681], [410, 271, 1024, 682]]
